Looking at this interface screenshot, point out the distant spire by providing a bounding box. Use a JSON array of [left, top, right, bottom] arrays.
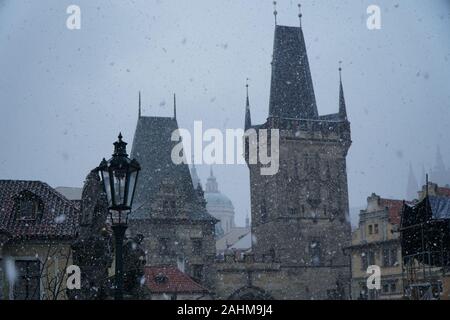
[[298, 3, 302, 28], [138, 91, 142, 118], [206, 167, 219, 193], [173, 93, 177, 120], [434, 145, 446, 172], [245, 79, 252, 131], [245, 213, 250, 228], [273, 1, 278, 25], [338, 61, 348, 121], [420, 164, 427, 187], [406, 162, 418, 200]]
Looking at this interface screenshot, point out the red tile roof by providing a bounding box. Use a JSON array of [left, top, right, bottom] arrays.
[[437, 187, 450, 197], [145, 266, 209, 294], [380, 198, 404, 225], [0, 180, 80, 240]]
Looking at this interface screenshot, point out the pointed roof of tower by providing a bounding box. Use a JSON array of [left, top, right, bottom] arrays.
[[138, 91, 142, 118], [130, 115, 215, 222], [173, 93, 177, 120], [245, 80, 252, 130], [339, 63, 348, 120], [268, 21, 318, 119]]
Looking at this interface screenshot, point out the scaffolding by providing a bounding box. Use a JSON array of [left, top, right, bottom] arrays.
[[400, 192, 450, 300]]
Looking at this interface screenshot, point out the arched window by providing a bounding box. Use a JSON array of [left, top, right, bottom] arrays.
[[14, 191, 43, 221]]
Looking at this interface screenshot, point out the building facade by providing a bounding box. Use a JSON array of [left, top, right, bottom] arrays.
[[347, 193, 404, 300], [0, 180, 80, 300]]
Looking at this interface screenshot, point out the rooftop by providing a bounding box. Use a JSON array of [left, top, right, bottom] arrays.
[[145, 266, 209, 294]]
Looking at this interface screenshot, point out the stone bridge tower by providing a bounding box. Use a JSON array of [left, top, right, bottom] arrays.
[[244, 17, 352, 299]]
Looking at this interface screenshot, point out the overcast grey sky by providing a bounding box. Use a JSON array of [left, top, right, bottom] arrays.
[[1, 0, 449, 226]]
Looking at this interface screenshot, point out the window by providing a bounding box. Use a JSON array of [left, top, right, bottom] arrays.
[[14, 260, 41, 300], [374, 224, 379, 234], [390, 249, 398, 266], [288, 207, 298, 215], [361, 253, 368, 270], [154, 274, 168, 284], [383, 284, 389, 294], [310, 241, 321, 266], [159, 238, 170, 255], [361, 251, 375, 270], [192, 265, 203, 282], [390, 282, 397, 293], [163, 200, 176, 212], [14, 191, 43, 221], [383, 248, 398, 267], [192, 239, 202, 255], [368, 225, 373, 235], [368, 251, 375, 265]]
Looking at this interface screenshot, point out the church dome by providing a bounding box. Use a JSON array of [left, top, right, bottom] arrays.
[[205, 192, 234, 208], [193, 168, 236, 236]]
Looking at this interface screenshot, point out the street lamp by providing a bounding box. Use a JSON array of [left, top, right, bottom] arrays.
[[98, 133, 141, 300]]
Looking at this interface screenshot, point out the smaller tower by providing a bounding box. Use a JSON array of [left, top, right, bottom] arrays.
[[339, 62, 348, 121], [245, 79, 252, 131], [138, 91, 142, 118], [173, 93, 177, 120]]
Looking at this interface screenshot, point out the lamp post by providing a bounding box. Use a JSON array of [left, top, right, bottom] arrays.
[[98, 133, 141, 300]]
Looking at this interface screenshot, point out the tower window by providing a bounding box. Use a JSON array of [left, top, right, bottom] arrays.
[[374, 224, 379, 234], [192, 265, 204, 282], [368, 225, 373, 235], [310, 240, 322, 266], [159, 238, 170, 255], [192, 239, 202, 255]]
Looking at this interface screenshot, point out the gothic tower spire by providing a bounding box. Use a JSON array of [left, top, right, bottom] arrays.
[[138, 91, 142, 118], [245, 79, 252, 131], [173, 93, 177, 120], [339, 62, 348, 121], [206, 167, 219, 193]]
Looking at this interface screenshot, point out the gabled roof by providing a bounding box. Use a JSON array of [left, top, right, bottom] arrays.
[[130, 116, 216, 222], [269, 25, 318, 120], [0, 180, 80, 241], [380, 198, 404, 225], [145, 266, 209, 294]]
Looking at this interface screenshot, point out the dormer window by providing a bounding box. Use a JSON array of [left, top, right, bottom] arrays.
[[14, 191, 43, 221], [154, 273, 168, 284]]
